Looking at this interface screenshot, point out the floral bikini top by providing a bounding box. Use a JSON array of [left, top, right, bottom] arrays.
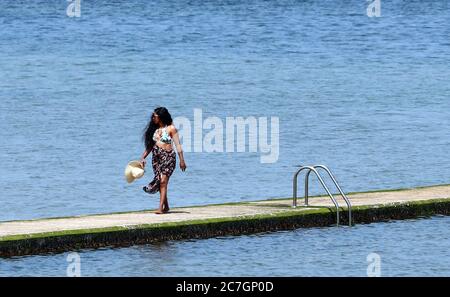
[[153, 126, 172, 144]]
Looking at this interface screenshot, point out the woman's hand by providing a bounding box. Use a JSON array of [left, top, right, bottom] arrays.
[[140, 158, 147, 168], [180, 160, 187, 172], [140, 149, 149, 168]]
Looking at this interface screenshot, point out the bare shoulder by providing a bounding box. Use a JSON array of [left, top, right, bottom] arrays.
[[167, 124, 178, 134]]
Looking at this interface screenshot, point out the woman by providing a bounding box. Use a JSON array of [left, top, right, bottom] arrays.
[[140, 107, 187, 214]]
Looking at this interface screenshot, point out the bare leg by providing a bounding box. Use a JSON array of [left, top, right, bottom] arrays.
[[163, 187, 170, 212], [163, 175, 170, 212], [155, 174, 169, 214]]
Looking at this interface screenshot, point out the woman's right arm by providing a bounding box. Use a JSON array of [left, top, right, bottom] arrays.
[[140, 149, 149, 166]]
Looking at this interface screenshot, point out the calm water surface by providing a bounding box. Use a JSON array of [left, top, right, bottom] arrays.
[[0, 0, 449, 275]]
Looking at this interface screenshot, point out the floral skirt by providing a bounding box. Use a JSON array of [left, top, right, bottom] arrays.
[[143, 145, 176, 194]]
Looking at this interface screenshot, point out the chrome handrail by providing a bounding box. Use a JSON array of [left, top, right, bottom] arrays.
[[293, 166, 340, 226], [307, 165, 352, 226]]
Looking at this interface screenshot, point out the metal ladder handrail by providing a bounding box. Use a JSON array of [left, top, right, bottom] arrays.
[[305, 165, 352, 226], [293, 166, 340, 226]]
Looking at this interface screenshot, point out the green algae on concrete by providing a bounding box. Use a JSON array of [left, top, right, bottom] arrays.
[[1, 195, 450, 257]]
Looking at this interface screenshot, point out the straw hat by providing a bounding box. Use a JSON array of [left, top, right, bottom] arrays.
[[124, 160, 145, 183]]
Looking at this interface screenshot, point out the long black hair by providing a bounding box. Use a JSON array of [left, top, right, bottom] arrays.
[[142, 107, 173, 151]]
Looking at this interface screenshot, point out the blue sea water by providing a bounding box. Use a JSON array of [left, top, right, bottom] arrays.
[[0, 0, 449, 275]]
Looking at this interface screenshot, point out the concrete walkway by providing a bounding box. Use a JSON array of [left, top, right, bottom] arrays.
[[1, 184, 450, 239]]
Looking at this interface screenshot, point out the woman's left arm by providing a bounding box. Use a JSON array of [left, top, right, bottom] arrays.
[[170, 126, 187, 172]]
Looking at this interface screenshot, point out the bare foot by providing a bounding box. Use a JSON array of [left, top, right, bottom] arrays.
[[154, 209, 165, 214]]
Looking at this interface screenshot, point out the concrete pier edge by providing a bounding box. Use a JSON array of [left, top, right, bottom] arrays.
[[1, 185, 450, 257]]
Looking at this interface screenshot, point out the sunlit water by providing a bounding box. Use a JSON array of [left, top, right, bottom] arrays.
[[1, 0, 449, 275]]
